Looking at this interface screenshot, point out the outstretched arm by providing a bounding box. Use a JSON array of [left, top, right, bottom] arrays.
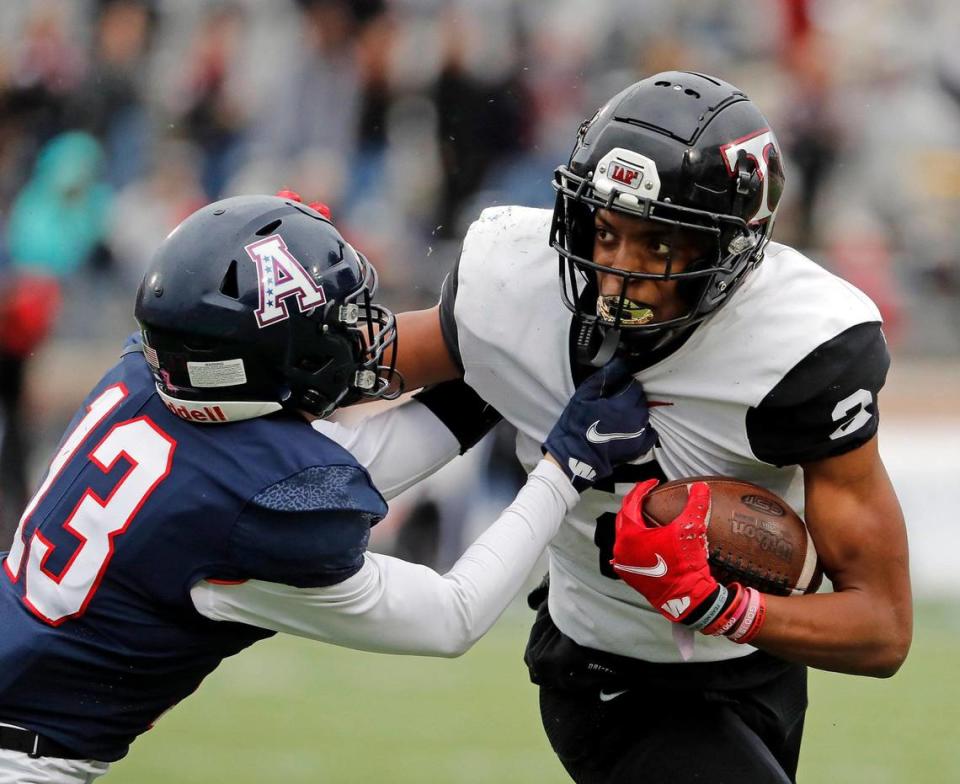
[[191, 458, 575, 657], [193, 361, 657, 658], [191, 460, 578, 656]]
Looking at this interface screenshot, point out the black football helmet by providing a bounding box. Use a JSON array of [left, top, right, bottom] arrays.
[[135, 194, 401, 422], [552, 71, 786, 364]]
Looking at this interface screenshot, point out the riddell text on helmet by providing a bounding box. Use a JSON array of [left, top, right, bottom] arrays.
[[162, 400, 228, 422]]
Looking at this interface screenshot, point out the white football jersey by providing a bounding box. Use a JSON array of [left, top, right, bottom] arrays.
[[445, 206, 886, 663]]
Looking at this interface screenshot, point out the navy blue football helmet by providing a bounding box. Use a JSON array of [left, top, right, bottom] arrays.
[[552, 71, 786, 364], [135, 194, 401, 421]]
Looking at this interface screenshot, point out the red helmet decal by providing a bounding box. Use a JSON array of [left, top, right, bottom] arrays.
[[610, 162, 643, 189], [720, 129, 784, 223]]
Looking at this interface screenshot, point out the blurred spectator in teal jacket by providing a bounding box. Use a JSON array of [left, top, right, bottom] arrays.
[[6, 131, 113, 277]]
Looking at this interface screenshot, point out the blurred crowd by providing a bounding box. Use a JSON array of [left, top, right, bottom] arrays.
[[1, 0, 959, 546]]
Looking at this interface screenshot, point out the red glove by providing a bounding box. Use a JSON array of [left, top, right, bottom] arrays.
[[611, 480, 717, 622], [611, 480, 767, 643]]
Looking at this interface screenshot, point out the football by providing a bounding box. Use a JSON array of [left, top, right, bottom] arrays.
[[642, 477, 823, 596]]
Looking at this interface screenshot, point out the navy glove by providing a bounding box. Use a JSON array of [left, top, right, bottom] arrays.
[[543, 358, 658, 491]]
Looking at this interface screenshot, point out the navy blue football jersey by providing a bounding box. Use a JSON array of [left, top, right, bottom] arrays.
[[0, 338, 386, 761]]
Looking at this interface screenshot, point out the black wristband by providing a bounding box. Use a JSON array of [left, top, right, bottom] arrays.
[[682, 584, 734, 631]]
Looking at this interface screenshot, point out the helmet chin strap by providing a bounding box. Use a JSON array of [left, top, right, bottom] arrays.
[[574, 317, 621, 367], [584, 294, 654, 367], [576, 314, 697, 369], [590, 327, 621, 367]]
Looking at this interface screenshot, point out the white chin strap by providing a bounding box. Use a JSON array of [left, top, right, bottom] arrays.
[[155, 386, 283, 423]]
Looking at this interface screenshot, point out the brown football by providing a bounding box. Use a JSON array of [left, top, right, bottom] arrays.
[[642, 477, 823, 596]]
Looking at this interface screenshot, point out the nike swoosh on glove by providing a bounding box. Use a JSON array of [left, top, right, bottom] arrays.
[[542, 358, 658, 492], [611, 480, 719, 622]]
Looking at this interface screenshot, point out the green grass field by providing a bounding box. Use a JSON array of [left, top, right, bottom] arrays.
[[108, 600, 959, 783]]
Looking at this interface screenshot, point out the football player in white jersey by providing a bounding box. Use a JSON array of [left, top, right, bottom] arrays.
[[306, 71, 912, 783]]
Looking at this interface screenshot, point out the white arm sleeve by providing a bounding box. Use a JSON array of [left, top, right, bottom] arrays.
[[311, 399, 460, 500], [191, 459, 577, 657]]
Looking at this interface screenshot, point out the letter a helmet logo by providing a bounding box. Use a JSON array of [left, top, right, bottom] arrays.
[[245, 234, 327, 328]]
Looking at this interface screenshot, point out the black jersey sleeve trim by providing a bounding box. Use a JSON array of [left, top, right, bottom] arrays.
[[414, 378, 503, 454], [438, 252, 464, 374], [746, 322, 889, 466]]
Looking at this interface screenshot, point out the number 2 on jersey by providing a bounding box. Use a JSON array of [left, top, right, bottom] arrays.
[[3, 384, 176, 625]]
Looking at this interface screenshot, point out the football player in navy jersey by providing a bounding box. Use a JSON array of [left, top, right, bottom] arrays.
[[0, 194, 659, 782], [309, 72, 913, 783]]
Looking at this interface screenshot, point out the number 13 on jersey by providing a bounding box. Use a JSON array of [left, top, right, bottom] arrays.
[[3, 384, 176, 625]]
